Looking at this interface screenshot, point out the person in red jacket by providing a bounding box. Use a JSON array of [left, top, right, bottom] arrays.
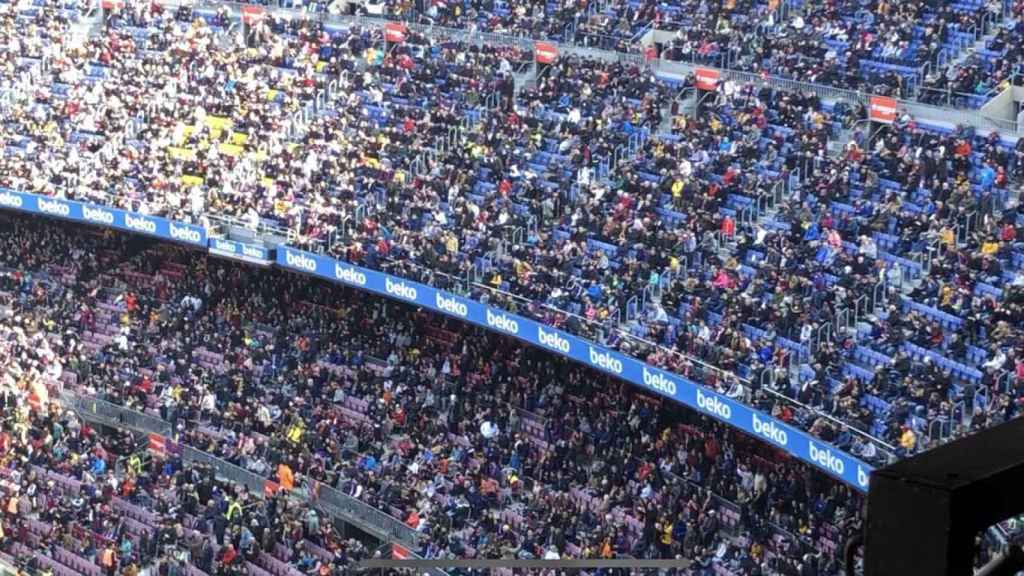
[[721, 215, 735, 237]]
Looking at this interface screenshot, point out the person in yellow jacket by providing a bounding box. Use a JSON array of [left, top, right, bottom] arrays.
[[671, 178, 684, 201], [938, 225, 955, 246], [669, 255, 680, 273], [660, 522, 673, 553], [286, 420, 304, 444], [940, 285, 954, 307], [225, 498, 243, 523], [899, 426, 917, 453], [128, 454, 143, 477]]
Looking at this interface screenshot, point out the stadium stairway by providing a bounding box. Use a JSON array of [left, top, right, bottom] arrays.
[[942, 19, 1006, 77], [68, 0, 103, 41], [512, 63, 537, 96]]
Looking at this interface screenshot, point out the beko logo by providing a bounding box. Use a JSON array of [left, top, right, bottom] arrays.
[[588, 347, 623, 374], [334, 263, 367, 286], [0, 191, 23, 208], [696, 390, 732, 420], [213, 239, 237, 253], [809, 442, 846, 476], [485, 310, 519, 334], [641, 368, 677, 395], [751, 413, 789, 446], [857, 465, 870, 489], [537, 326, 570, 353], [384, 277, 418, 301], [169, 222, 203, 244], [82, 205, 115, 224], [435, 293, 468, 317], [124, 213, 158, 234], [285, 250, 317, 272], [37, 198, 71, 217], [242, 245, 265, 259]]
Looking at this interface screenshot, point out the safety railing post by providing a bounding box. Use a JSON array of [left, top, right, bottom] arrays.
[[833, 308, 849, 338], [658, 269, 673, 299], [853, 295, 867, 327], [760, 367, 775, 391], [871, 281, 886, 314], [642, 284, 656, 310], [788, 167, 800, 193], [928, 418, 943, 444], [808, 323, 820, 356]]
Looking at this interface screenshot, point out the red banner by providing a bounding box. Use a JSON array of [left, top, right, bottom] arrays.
[[384, 22, 407, 44], [694, 68, 720, 91], [147, 433, 166, 457], [534, 41, 559, 64], [241, 5, 266, 25], [100, 0, 123, 9], [869, 95, 898, 124]]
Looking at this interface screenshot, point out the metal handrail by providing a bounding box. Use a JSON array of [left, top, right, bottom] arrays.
[[811, 321, 831, 356], [206, 212, 291, 239], [761, 385, 899, 455], [62, 392, 431, 555]]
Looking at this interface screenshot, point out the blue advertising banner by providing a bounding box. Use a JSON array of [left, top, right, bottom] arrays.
[[276, 247, 873, 492], [208, 238, 273, 266], [0, 189, 206, 247], [0, 188, 873, 492]]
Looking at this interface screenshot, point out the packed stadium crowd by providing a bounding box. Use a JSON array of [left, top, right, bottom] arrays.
[[1, 0, 1024, 483], [0, 0, 1024, 500], [0, 402, 373, 576], [0, 217, 867, 575], [0, 223, 382, 576], [220, 0, 1024, 106], [1, 0, 1024, 572], [658, 0, 1024, 102], [267, 0, 1023, 104]]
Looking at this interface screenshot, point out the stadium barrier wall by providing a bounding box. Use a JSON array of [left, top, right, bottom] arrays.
[[208, 237, 274, 265], [0, 188, 873, 492], [0, 190, 208, 247]]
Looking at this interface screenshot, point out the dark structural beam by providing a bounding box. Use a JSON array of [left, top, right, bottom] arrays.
[[865, 417, 1024, 576]]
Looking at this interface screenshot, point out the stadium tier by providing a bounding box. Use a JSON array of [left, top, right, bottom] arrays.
[[0, 0, 1023, 572], [0, 217, 873, 575], [89, 0, 1024, 108]]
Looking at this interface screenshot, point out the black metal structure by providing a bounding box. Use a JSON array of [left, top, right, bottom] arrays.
[[864, 417, 1024, 576]]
